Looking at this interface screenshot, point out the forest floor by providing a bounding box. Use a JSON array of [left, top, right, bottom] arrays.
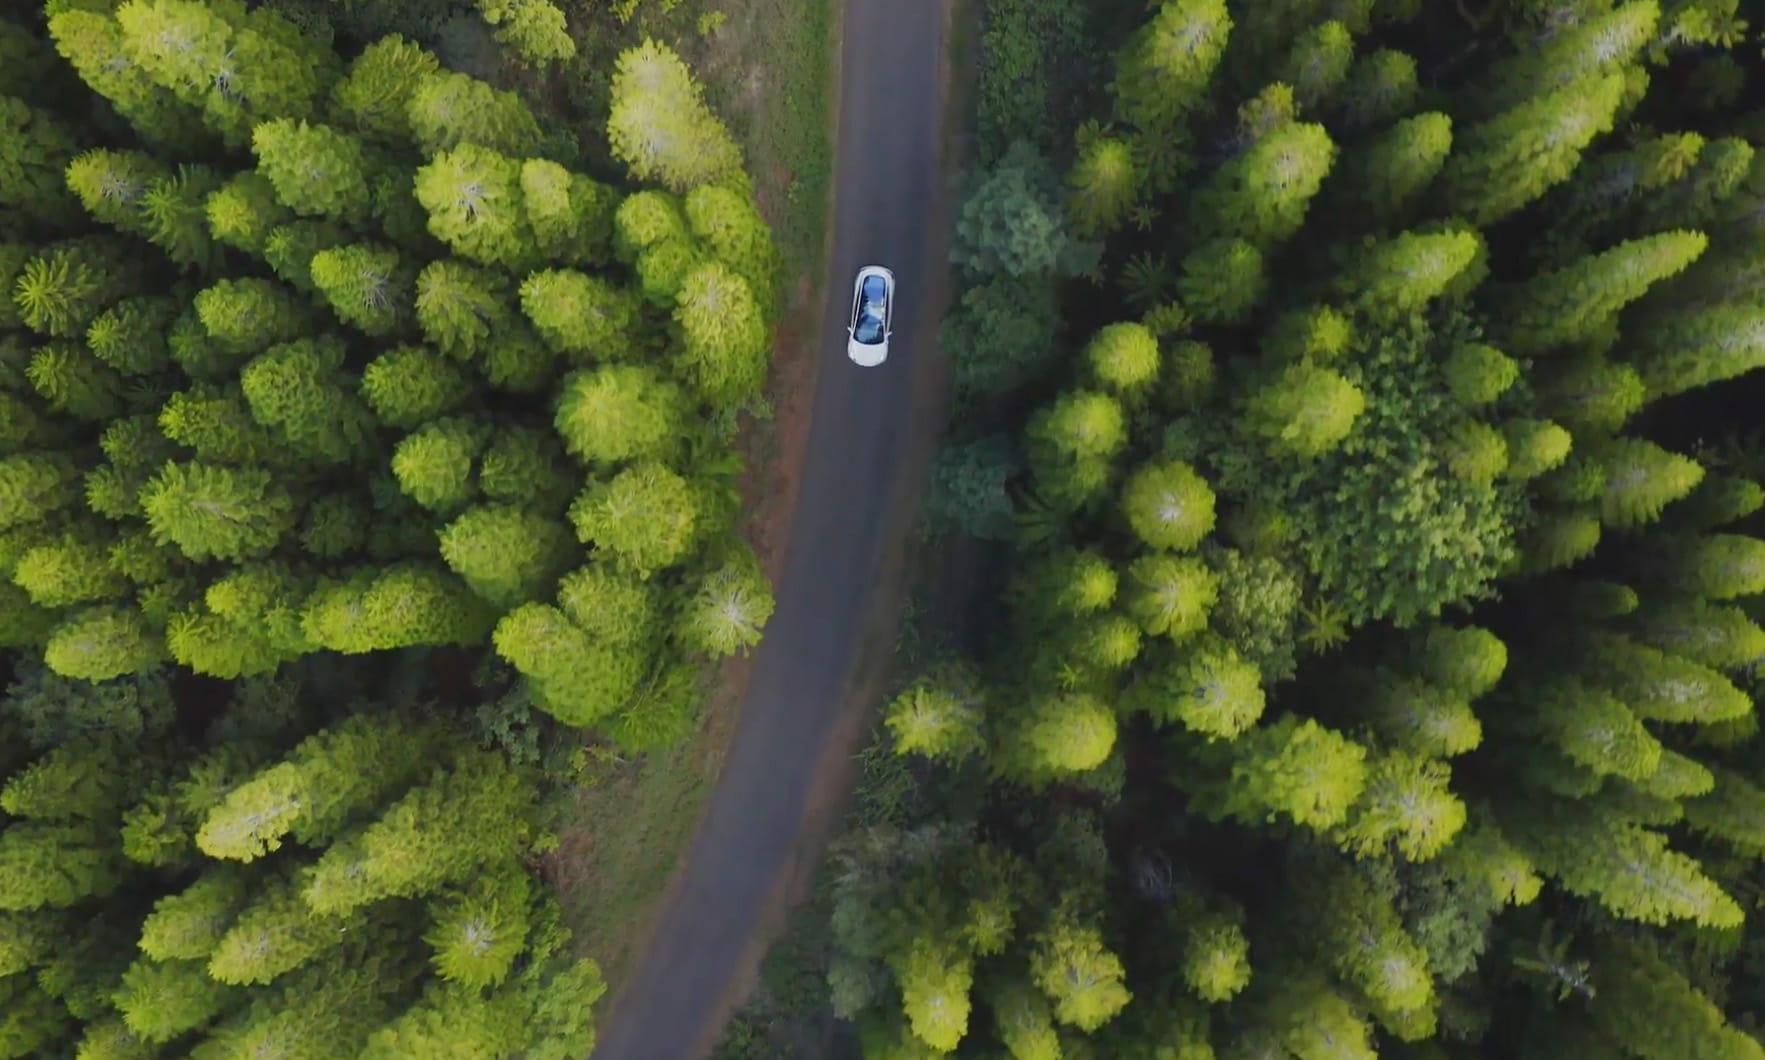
[[533, 0, 838, 996]]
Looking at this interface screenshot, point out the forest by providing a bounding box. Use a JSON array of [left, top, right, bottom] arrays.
[[719, 0, 1765, 1057], [0, 0, 785, 1056]]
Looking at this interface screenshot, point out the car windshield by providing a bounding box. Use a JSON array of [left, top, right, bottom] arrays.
[[854, 276, 887, 344]]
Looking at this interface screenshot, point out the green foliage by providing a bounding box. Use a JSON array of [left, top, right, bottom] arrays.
[[954, 140, 1097, 279], [606, 38, 744, 192]]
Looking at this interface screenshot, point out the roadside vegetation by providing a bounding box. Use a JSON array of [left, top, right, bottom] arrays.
[[0, 0, 822, 1051], [724, 0, 1765, 1057]]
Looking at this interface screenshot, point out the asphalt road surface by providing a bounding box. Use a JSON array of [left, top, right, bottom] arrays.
[[585, 0, 954, 1056]]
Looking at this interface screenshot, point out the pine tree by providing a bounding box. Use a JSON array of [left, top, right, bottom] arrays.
[[140, 461, 295, 562], [1436, 73, 1626, 225], [86, 295, 177, 375], [1190, 714, 1369, 831], [1280, 20, 1355, 111], [1189, 122, 1335, 248], [438, 504, 574, 610], [309, 243, 414, 337], [12, 532, 128, 609], [359, 345, 473, 430], [1627, 598, 1765, 668], [139, 868, 253, 961], [1490, 230, 1706, 355], [193, 278, 314, 355], [0, 451, 83, 531], [64, 147, 169, 238], [1585, 936, 1765, 1060], [13, 237, 143, 338], [26, 341, 124, 421], [606, 38, 745, 192], [673, 262, 770, 404], [479, 0, 577, 64], [1, 736, 133, 821], [1539, 355, 1647, 434], [1338, 48, 1418, 131], [391, 415, 492, 514], [422, 864, 531, 989], [1594, 437, 1704, 527], [1326, 111, 1454, 227], [680, 549, 775, 658], [0, 96, 82, 227], [1122, 635, 1266, 738], [1506, 798, 1743, 928], [1243, 362, 1366, 460], [492, 602, 644, 725], [414, 144, 540, 273], [1463, 1, 1657, 118], [406, 69, 543, 158], [113, 955, 236, 1042], [301, 749, 532, 915], [263, 219, 347, 294], [197, 713, 442, 862], [1338, 229, 1481, 320], [329, 34, 439, 147], [883, 662, 987, 762], [1631, 304, 1765, 399], [1171, 236, 1270, 322], [553, 364, 685, 466], [47, 7, 209, 154], [1110, 0, 1231, 134], [517, 268, 642, 358], [0, 819, 124, 910], [1068, 133, 1142, 236], [1122, 553, 1217, 639], [548, 562, 654, 653], [1119, 459, 1215, 551], [43, 605, 165, 680], [240, 337, 375, 467], [207, 871, 363, 986], [1027, 918, 1132, 1032], [568, 462, 700, 575], [409, 259, 511, 361], [300, 563, 493, 654], [522, 159, 618, 267]]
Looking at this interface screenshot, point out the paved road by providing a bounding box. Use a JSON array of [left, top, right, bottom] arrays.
[[586, 0, 954, 1056]]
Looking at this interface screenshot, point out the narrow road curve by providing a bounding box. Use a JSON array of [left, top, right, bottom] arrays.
[[586, 1, 955, 1057]]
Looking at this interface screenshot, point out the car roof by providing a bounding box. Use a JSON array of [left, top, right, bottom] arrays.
[[860, 274, 888, 299]]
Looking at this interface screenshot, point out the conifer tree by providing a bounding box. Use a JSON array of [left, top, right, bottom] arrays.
[[568, 461, 701, 575], [1122, 552, 1218, 640], [518, 268, 643, 358], [391, 415, 491, 515], [43, 605, 165, 680], [309, 243, 414, 337], [673, 262, 770, 404], [1585, 936, 1765, 1060], [86, 295, 176, 375], [301, 749, 532, 915], [140, 461, 295, 562], [492, 602, 644, 725], [1110, 0, 1231, 135], [1436, 73, 1626, 225], [680, 549, 775, 658], [1190, 714, 1369, 831], [114, 954, 236, 1042], [239, 337, 375, 467], [1631, 304, 1765, 399], [406, 69, 543, 158], [1339, 229, 1481, 320], [193, 278, 314, 355], [207, 872, 364, 986], [329, 34, 439, 147], [438, 504, 574, 610], [1028, 918, 1132, 1032], [1123, 635, 1266, 738], [1243, 362, 1366, 460], [1594, 437, 1704, 527], [301, 563, 494, 654], [1490, 230, 1706, 355], [139, 868, 253, 961], [47, 7, 209, 154], [359, 345, 473, 430], [422, 865, 532, 989], [0, 819, 124, 910], [553, 364, 685, 465], [1067, 133, 1141, 236], [1189, 121, 1335, 248], [1326, 111, 1453, 227], [605, 38, 745, 192], [64, 147, 168, 238], [414, 145, 540, 273]]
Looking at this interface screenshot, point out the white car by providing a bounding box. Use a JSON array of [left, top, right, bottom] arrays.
[[846, 265, 894, 367]]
